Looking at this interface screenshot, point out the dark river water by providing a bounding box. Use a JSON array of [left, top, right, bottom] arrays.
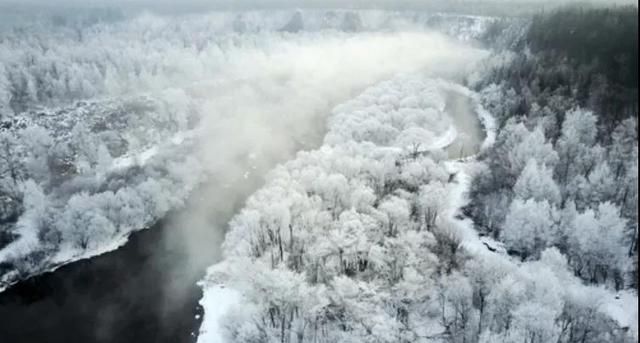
[[0, 83, 484, 343], [0, 219, 204, 343], [0, 166, 268, 343]]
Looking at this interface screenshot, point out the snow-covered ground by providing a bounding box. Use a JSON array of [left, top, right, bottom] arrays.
[[604, 290, 639, 335], [196, 284, 242, 343]]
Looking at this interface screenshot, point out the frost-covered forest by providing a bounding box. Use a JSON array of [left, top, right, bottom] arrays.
[[468, 7, 638, 286], [199, 6, 638, 343], [0, 3, 637, 343], [0, 9, 488, 291]]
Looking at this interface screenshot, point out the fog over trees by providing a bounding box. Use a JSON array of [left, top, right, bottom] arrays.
[[0, 3, 637, 343]]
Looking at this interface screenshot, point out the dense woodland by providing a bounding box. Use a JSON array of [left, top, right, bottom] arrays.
[[467, 6, 638, 288]]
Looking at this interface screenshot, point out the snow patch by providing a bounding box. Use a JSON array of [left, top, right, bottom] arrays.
[[0, 227, 142, 293], [603, 290, 639, 338], [196, 284, 241, 343], [429, 125, 458, 151]]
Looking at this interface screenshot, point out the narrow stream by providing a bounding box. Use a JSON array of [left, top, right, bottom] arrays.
[[0, 82, 485, 343], [445, 89, 485, 158]]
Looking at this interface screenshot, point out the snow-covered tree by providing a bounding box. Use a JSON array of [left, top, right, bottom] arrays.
[[576, 161, 616, 209], [501, 198, 558, 259], [58, 192, 117, 250], [0, 131, 23, 192], [18, 125, 53, 182], [567, 202, 627, 285], [438, 272, 477, 343], [513, 158, 561, 205], [608, 117, 637, 180], [417, 181, 448, 230], [555, 109, 601, 185], [508, 126, 558, 177]]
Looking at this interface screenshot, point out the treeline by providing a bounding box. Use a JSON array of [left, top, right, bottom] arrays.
[[0, 9, 493, 117], [483, 6, 638, 130], [528, 6, 638, 90], [467, 6, 638, 288]]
